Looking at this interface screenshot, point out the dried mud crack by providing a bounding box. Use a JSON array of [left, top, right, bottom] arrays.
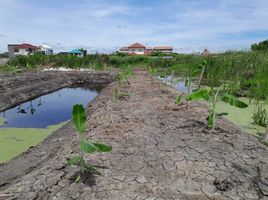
[[0, 70, 267, 200]]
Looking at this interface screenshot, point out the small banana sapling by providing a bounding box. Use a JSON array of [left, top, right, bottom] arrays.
[[68, 104, 112, 180], [186, 85, 248, 130]]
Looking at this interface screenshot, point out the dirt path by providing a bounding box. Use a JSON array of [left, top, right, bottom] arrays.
[[0, 70, 267, 200]]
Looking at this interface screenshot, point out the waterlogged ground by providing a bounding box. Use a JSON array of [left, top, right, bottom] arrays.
[[0, 70, 267, 200], [0, 87, 98, 163], [216, 98, 268, 135], [0, 122, 66, 163], [160, 75, 268, 136]]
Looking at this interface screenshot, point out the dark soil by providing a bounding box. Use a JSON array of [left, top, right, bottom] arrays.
[[0, 69, 267, 200]]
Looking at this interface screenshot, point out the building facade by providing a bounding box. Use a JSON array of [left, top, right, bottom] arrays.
[[119, 43, 173, 55], [7, 43, 53, 58]]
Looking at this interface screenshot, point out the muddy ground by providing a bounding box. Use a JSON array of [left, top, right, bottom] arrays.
[[0, 70, 116, 111], [0, 69, 267, 200]]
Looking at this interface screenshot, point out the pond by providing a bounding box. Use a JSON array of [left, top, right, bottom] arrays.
[[158, 75, 196, 93], [0, 87, 98, 163], [0, 87, 98, 128]]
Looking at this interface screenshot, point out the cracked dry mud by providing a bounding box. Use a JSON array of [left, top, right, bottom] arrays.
[[0, 70, 268, 200]]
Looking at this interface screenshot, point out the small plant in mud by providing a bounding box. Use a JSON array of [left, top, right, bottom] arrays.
[[148, 67, 158, 77], [68, 104, 112, 181], [252, 104, 268, 127], [114, 86, 130, 100], [175, 94, 183, 105], [116, 67, 133, 87], [186, 85, 248, 130]]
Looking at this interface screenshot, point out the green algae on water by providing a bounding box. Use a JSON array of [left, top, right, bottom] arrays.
[[216, 98, 267, 136], [0, 121, 67, 163]]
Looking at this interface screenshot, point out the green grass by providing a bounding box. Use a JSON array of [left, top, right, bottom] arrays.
[[216, 98, 267, 136], [0, 121, 67, 163]]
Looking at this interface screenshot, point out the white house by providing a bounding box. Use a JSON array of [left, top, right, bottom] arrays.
[[8, 43, 54, 57], [128, 43, 146, 55], [39, 45, 53, 55], [12, 43, 39, 57], [119, 43, 173, 55]]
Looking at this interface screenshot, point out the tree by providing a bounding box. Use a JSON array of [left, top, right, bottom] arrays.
[[251, 39, 268, 51]]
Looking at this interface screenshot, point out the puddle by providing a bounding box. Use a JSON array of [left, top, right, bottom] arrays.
[[0, 87, 98, 128]]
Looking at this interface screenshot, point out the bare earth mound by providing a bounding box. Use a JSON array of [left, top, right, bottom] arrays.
[[0, 70, 267, 200]]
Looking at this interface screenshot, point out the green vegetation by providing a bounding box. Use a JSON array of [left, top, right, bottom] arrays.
[[0, 53, 155, 72], [175, 94, 183, 105], [68, 104, 112, 180], [252, 104, 268, 127], [216, 98, 268, 135], [0, 122, 66, 163], [186, 86, 248, 129], [251, 39, 268, 51]]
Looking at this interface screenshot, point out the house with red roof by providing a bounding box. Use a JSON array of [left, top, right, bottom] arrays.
[[8, 43, 40, 58], [119, 43, 173, 55], [127, 43, 146, 55]]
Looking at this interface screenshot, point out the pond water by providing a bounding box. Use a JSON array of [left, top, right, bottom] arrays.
[[158, 75, 195, 93], [0, 87, 98, 128]]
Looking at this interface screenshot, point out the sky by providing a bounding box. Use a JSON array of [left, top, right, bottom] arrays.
[[0, 0, 268, 53]]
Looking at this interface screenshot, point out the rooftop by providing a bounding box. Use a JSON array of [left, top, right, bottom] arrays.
[[69, 49, 83, 54], [128, 42, 146, 49], [16, 43, 38, 49], [153, 46, 173, 50]]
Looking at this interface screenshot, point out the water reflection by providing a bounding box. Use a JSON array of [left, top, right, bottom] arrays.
[[0, 87, 97, 128], [158, 75, 196, 94]]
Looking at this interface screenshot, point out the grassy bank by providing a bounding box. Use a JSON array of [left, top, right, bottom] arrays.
[[0, 121, 67, 163]]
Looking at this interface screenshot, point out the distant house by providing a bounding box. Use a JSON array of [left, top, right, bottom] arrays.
[[39, 45, 53, 55], [69, 49, 84, 57], [8, 43, 39, 58], [145, 47, 153, 54], [153, 46, 173, 54], [119, 47, 129, 53], [119, 43, 173, 55], [128, 43, 146, 55]]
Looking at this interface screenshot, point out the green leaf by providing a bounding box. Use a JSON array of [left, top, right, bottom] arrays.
[[72, 104, 86, 135], [185, 77, 190, 87], [68, 155, 83, 166], [221, 95, 248, 108], [84, 163, 101, 175], [208, 109, 215, 129], [75, 175, 81, 183], [80, 139, 97, 153], [175, 94, 183, 105], [186, 87, 211, 101], [92, 142, 112, 152]]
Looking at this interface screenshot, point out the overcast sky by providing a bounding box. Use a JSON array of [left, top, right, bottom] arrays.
[[0, 0, 268, 53]]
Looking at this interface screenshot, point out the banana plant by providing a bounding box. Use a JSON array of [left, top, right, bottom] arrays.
[[186, 85, 248, 130], [69, 104, 112, 181]]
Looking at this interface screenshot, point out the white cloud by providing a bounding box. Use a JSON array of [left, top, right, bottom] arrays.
[[0, 0, 268, 53]]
